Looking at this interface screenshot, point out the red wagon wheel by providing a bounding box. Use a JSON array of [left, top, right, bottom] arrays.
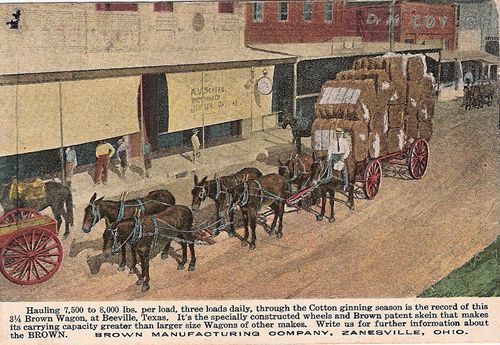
[[0, 227, 63, 285], [363, 160, 382, 200], [0, 209, 43, 225], [408, 138, 429, 179]]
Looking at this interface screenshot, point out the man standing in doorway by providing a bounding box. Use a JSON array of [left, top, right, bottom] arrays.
[[117, 137, 129, 178], [94, 140, 115, 186], [65, 146, 77, 190], [191, 128, 201, 163]]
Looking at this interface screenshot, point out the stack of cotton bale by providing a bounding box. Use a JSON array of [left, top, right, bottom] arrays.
[[312, 53, 434, 163], [404, 55, 435, 142]]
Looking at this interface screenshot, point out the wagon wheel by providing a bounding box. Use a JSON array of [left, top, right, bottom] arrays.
[[408, 138, 429, 179], [0, 227, 63, 285], [363, 160, 382, 200], [0, 208, 43, 225]]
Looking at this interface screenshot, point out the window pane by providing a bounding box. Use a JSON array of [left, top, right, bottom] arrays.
[[303, 2, 312, 21], [95, 3, 138, 11], [219, 2, 234, 14], [154, 2, 173, 12], [324, 2, 333, 21], [253, 2, 263, 21], [304, 1, 312, 20], [278, 1, 288, 21]]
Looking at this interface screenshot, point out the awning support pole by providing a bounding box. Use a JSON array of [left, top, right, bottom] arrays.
[[437, 50, 442, 96], [59, 81, 65, 184], [292, 61, 298, 119]]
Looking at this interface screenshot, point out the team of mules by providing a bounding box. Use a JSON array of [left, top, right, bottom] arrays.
[[75, 151, 359, 291]]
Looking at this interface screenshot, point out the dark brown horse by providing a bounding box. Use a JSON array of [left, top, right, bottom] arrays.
[[309, 154, 356, 222], [222, 173, 290, 250], [191, 167, 262, 236], [112, 205, 195, 292], [81, 189, 175, 271], [0, 181, 73, 238]]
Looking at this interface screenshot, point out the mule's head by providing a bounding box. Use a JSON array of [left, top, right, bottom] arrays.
[[82, 192, 104, 233], [278, 158, 296, 180], [191, 175, 208, 211], [309, 153, 326, 186]]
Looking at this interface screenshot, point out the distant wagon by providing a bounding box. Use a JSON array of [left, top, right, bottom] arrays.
[[0, 209, 63, 285], [311, 53, 435, 199]]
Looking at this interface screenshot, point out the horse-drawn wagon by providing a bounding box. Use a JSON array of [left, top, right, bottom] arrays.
[[310, 53, 434, 200], [0, 208, 63, 285]]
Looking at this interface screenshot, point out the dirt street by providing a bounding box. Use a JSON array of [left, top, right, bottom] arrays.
[[0, 100, 498, 301]]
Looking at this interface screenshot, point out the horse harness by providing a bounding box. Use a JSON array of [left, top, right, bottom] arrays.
[[117, 198, 146, 222]]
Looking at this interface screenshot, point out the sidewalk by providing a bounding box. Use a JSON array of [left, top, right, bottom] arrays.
[[69, 128, 295, 205]]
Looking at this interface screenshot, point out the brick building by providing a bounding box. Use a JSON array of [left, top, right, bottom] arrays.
[[245, 1, 456, 51]]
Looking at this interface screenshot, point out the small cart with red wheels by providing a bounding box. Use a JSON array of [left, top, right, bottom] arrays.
[[0, 208, 63, 285]]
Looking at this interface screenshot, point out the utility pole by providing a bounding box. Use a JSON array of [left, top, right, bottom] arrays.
[[389, 0, 396, 51]]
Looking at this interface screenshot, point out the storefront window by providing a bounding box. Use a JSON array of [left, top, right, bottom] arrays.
[[278, 2, 288, 21]]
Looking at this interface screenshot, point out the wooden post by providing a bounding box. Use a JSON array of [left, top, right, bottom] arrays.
[[389, 0, 396, 51], [58, 81, 65, 183]]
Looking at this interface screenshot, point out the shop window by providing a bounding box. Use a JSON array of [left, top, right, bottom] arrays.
[[324, 2, 333, 22], [253, 1, 263, 22], [218, 2, 234, 14], [154, 2, 173, 12], [278, 1, 288, 21], [303, 1, 312, 21], [95, 3, 138, 11]]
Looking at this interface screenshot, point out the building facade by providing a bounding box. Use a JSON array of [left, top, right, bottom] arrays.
[[0, 2, 293, 181], [245, 0, 345, 43], [343, 0, 456, 50], [245, 1, 456, 50]]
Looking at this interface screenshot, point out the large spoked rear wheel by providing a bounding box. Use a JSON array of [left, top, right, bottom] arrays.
[[408, 138, 429, 179], [0, 227, 63, 285], [363, 160, 382, 200]]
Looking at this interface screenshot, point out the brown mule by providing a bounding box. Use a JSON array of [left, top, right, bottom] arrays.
[[113, 205, 194, 292], [278, 153, 314, 192], [81, 190, 175, 271], [309, 154, 356, 223], [223, 173, 290, 250], [191, 167, 262, 236]]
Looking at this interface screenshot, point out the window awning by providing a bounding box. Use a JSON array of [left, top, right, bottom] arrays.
[[0, 49, 296, 85], [248, 42, 442, 62], [0, 76, 141, 157], [437, 50, 499, 64]]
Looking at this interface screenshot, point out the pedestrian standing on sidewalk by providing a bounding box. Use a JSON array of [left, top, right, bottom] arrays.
[[143, 140, 153, 178], [65, 146, 77, 190], [191, 128, 201, 163], [94, 140, 115, 186], [117, 137, 129, 178]]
